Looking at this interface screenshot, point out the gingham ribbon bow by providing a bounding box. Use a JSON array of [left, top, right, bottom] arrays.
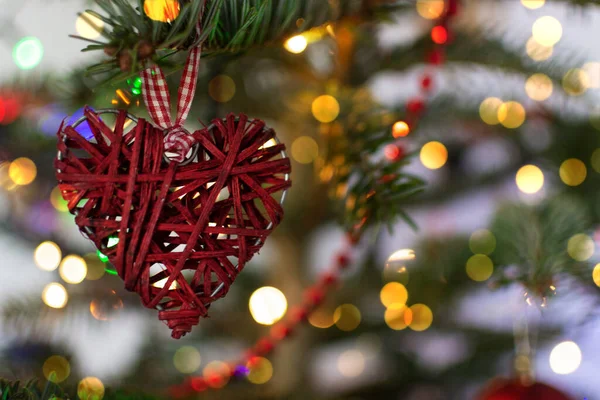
[[140, 47, 201, 163]]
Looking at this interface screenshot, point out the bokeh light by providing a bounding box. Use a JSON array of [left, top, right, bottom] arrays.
[[431, 26, 448, 44], [173, 346, 202, 374], [203, 361, 230, 389], [408, 304, 433, 331], [9, 157, 37, 186], [78, 377, 105, 400], [469, 230, 496, 255], [43, 355, 70, 383], [420, 141, 448, 170], [532, 16, 562, 46], [333, 304, 361, 331], [34, 241, 62, 272], [559, 158, 587, 186], [521, 0, 545, 9], [583, 62, 600, 89], [515, 165, 544, 194], [466, 254, 494, 282], [84, 253, 106, 281], [562, 68, 590, 96], [284, 35, 308, 54], [384, 248, 413, 284], [13, 37, 43, 70], [526, 37, 553, 61], [249, 286, 287, 325], [385, 304, 412, 330], [308, 306, 335, 329], [498, 101, 526, 129], [593, 264, 600, 287], [337, 350, 365, 377], [567, 233, 594, 261], [291, 136, 319, 164], [591, 148, 600, 173], [479, 97, 503, 125], [549, 341, 582, 375], [208, 75, 236, 103], [50, 186, 69, 212], [75, 12, 104, 40], [90, 290, 124, 321], [380, 282, 408, 307], [525, 73, 553, 101], [247, 357, 273, 384], [312, 95, 340, 123], [392, 120, 410, 138], [42, 283, 68, 309], [143, 0, 180, 22], [59, 255, 88, 284], [416, 0, 445, 20]]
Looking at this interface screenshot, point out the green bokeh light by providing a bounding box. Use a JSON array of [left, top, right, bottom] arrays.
[[13, 37, 43, 70], [97, 249, 109, 263]]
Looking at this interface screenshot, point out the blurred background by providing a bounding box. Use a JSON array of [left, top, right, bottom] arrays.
[[1, 0, 600, 399]]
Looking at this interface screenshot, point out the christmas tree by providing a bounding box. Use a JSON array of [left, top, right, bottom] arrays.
[[1, 0, 599, 399]]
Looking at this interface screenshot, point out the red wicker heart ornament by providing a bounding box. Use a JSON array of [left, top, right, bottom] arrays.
[[55, 109, 291, 338]]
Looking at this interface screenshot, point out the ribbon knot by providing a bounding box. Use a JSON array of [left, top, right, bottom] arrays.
[[140, 47, 202, 163]]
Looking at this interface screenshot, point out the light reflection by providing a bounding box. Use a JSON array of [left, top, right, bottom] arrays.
[[249, 286, 287, 325]]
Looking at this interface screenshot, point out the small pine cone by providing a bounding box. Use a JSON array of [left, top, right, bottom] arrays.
[[118, 51, 132, 72], [104, 46, 118, 57], [137, 41, 154, 59]]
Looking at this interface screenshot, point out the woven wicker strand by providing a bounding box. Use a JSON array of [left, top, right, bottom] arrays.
[[55, 108, 291, 338]]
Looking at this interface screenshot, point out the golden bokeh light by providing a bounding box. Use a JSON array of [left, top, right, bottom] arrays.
[[84, 253, 106, 281], [247, 357, 273, 384], [515, 165, 544, 194], [420, 141, 448, 170], [559, 158, 587, 186], [34, 241, 62, 272], [284, 35, 308, 54], [42, 283, 68, 309], [567, 233, 594, 261], [466, 254, 494, 282], [333, 304, 361, 332], [532, 16, 562, 47], [380, 282, 408, 308], [583, 62, 600, 89], [416, 0, 445, 20], [337, 350, 365, 378], [498, 101, 526, 129], [591, 148, 600, 173], [384, 304, 413, 330], [392, 121, 410, 138], [173, 346, 202, 374], [312, 95, 340, 123], [59, 255, 88, 284], [525, 73, 553, 101], [479, 97, 503, 125], [9, 157, 37, 186], [51, 186, 69, 212], [291, 136, 319, 164], [384, 249, 414, 284], [593, 264, 600, 287], [208, 75, 236, 103], [203, 361, 230, 389], [43, 355, 70, 383], [308, 307, 335, 328], [249, 286, 287, 326], [77, 377, 105, 400], [408, 304, 433, 331], [75, 12, 104, 40], [549, 341, 582, 375], [526, 37, 553, 62], [90, 291, 124, 321], [143, 0, 180, 22], [521, 0, 545, 9], [562, 68, 590, 96], [469, 230, 496, 255]]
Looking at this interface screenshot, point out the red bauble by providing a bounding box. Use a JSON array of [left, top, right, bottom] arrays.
[[477, 379, 572, 400], [55, 109, 291, 338]]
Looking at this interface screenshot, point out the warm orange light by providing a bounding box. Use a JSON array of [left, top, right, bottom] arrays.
[[144, 0, 180, 22], [431, 26, 448, 44], [392, 121, 410, 138]]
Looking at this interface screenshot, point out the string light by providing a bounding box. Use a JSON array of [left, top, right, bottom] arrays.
[[59, 255, 87, 284], [563, 68, 590, 96], [333, 304, 361, 331], [173, 346, 202, 374], [516, 165, 544, 194], [75, 12, 104, 40], [312, 95, 340, 123], [408, 304, 433, 331], [567, 234, 594, 261], [143, 0, 181, 22], [549, 341, 582, 375], [479, 97, 503, 125], [521, 0, 545, 9], [420, 141, 448, 170], [416, 0, 445, 20], [249, 286, 287, 325], [526, 37, 553, 61], [392, 121, 410, 138], [337, 350, 365, 377], [466, 254, 494, 282], [9, 157, 37, 186], [559, 158, 587, 186], [469, 230, 496, 255], [203, 361, 230, 389], [380, 282, 408, 307], [43, 356, 70, 383], [284, 35, 308, 54], [498, 101, 526, 129], [42, 283, 68, 309], [532, 16, 562, 46], [593, 264, 600, 287], [77, 377, 105, 400], [431, 26, 448, 44], [247, 357, 273, 384], [525, 73, 553, 101], [385, 304, 412, 330], [34, 241, 62, 271], [13, 37, 43, 70], [291, 136, 319, 164]]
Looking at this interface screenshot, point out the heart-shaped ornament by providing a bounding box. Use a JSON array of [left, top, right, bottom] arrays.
[[55, 108, 291, 338]]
